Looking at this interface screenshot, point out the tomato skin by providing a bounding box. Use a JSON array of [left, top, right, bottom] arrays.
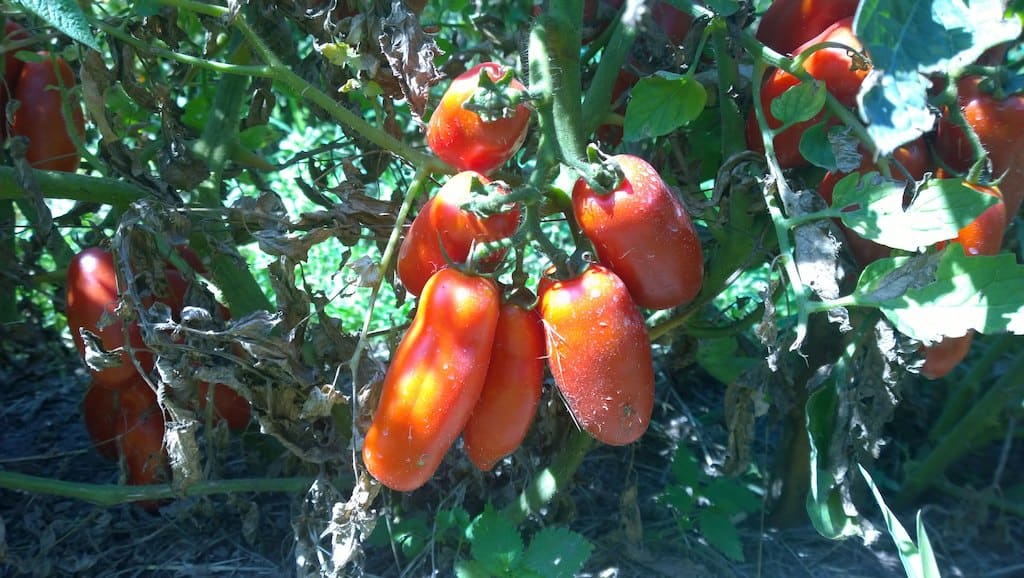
[[572, 155, 703, 309], [755, 0, 859, 56], [426, 62, 531, 175], [747, 18, 868, 168], [10, 53, 85, 172], [397, 171, 520, 296], [462, 301, 545, 472], [116, 379, 169, 511], [921, 333, 974, 380], [934, 77, 1024, 225], [67, 248, 154, 390], [198, 382, 251, 431], [818, 138, 931, 267], [82, 383, 123, 461], [363, 268, 501, 491], [539, 265, 654, 446]]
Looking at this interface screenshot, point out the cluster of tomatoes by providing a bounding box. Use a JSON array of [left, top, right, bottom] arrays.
[[748, 0, 1020, 378], [361, 61, 704, 491], [1, 19, 85, 172], [67, 247, 250, 510]]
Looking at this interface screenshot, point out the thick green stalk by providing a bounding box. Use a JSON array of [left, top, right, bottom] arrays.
[[709, 18, 746, 157], [581, 0, 640, 136], [0, 469, 312, 507], [931, 334, 1018, 439], [0, 167, 148, 205], [0, 201, 16, 323], [900, 349, 1024, 505], [502, 429, 593, 525], [534, 1, 587, 166]]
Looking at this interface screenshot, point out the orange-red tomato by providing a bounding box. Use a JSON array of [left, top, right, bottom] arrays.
[[197, 382, 251, 431], [82, 382, 124, 461], [755, 0, 860, 56], [539, 265, 654, 446], [921, 333, 975, 380], [462, 300, 545, 471], [116, 379, 169, 512], [747, 18, 869, 168], [10, 53, 85, 172], [397, 171, 520, 296], [363, 268, 501, 491], [426, 62, 531, 175], [572, 155, 703, 309], [818, 138, 931, 267], [66, 248, 154, 390]]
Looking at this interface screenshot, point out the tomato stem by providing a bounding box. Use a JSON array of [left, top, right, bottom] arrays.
[[501, 429, 593, 525], [709, 18, 746, 158], [580, 0, 641, 137]]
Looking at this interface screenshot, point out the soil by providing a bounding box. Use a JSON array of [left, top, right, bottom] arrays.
[[1, 319, 1020, 578]]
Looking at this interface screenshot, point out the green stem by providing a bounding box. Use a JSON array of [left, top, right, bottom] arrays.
[[0, 201, 16, 323], [899, 348, 1024, 505], [580, 0, 640, 137], [535, 1, 587, 166], [930, 334, 1020, 439], [0, 469, 313, 507], [502, 429, 593, 525], [0, 166, 148, 205], [709, 17, 745, 158]]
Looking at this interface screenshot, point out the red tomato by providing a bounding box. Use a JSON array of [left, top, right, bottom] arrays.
[[934, 77, 1024, 226], [10, 53, 85, 172], [82, 383, 122, 461], [66, 248, 154, 390], [426, 62, 531, 174], [397, 171, 520, 296], [363, 268, 501, 491], [755, 0, 860, 55], [921, 333, 974, 380], [197, 382, 251, 431], [572, 155, 703, 309], [1, 20, 29, 134], [116, 379, 169, 511], [818, 138, 931, 267], [462, 300, 545, 471], [539, 265, 654, 446], [747, 18, 869, 168]]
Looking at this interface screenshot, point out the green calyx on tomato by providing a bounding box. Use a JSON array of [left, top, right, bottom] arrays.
[[426, 62, 532, 175]]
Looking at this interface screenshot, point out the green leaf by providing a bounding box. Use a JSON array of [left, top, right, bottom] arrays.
[[855, 0, 1021, 154], [436, 506, 471, 542], [805, 383, 862, 540], [623, 72, 707, 141], [522, 527, 594, 578], [454, 559, 492, 578], [860, 466, 942, 578], [466, 505, 523, 576], [770, 81, 826, 126], [703, 0, 740, 16], [698, 509, 744, 561], [701, 478, 761, 515], [833, 175, 998, 251], [861, 250, 1024, 343], [659, 484, 695, 517], [798, 120, 836, 171], [670, 444, 703, 488], [696, 337, 757, 385], [13, 0, 99, 50]]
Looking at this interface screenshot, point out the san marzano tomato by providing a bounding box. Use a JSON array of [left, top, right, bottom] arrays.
[[363, 268, 500, 491], [10, 53, 86, 172], [755, 0, 859, 56], [539, 265, 654, 446], [573, 154, 703, 310], [426, 62, 531, 175]]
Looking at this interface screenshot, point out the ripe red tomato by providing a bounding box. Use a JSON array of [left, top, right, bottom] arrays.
[[572, 155, 703, 309], [10, 53, 86, 172], [197, 382, 251, 431], [363, 268, 501, 491], [755, 0, 860, 56], [747, 18, 868, 168], [66, 248, 154, 390], [426, 62, 531, 175], [462, 300, 545, 471], [934, 77, 1024, 226], [818, 138, 931, 267], [82, 383, 122, 461], [921, 181, 1005, 380], [1, 20, 29, 134], [116, 379, 169, 511], [397, 171, 520, 296], [539, 265, 654, 446]]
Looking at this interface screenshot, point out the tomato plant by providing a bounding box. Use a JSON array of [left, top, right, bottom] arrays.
[[81, 382, 123, 461], [461, 299, 545, 472], [747, 17, 869, 168], [539, 264, 654, 446], [1, 20, 29, 133], [116, 379, 169, 512], [362, 268, 500, 491], [397, 171, 520, 296], [10, 53, 85, 172], [426, 62, 531, 175], [197, 382, 251, 431], [755, 0, 859, 56], [572, 155, 703, 309]]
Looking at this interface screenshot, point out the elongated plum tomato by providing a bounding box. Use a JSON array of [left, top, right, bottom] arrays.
[[363, 268, 500, 491], [462, 300, 545, 471], [755, 0, 859, 55], [540, 265, 654, 445], [10, 53, 86, 172], [426, 62, 531, 175], [922, 182, 1006, 380], [573, 155, 703, 309], [397, 171, 520, 296], [116, 378, 170, 511], [747, 18, 868, 169], [66, 248, 154, 390]]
